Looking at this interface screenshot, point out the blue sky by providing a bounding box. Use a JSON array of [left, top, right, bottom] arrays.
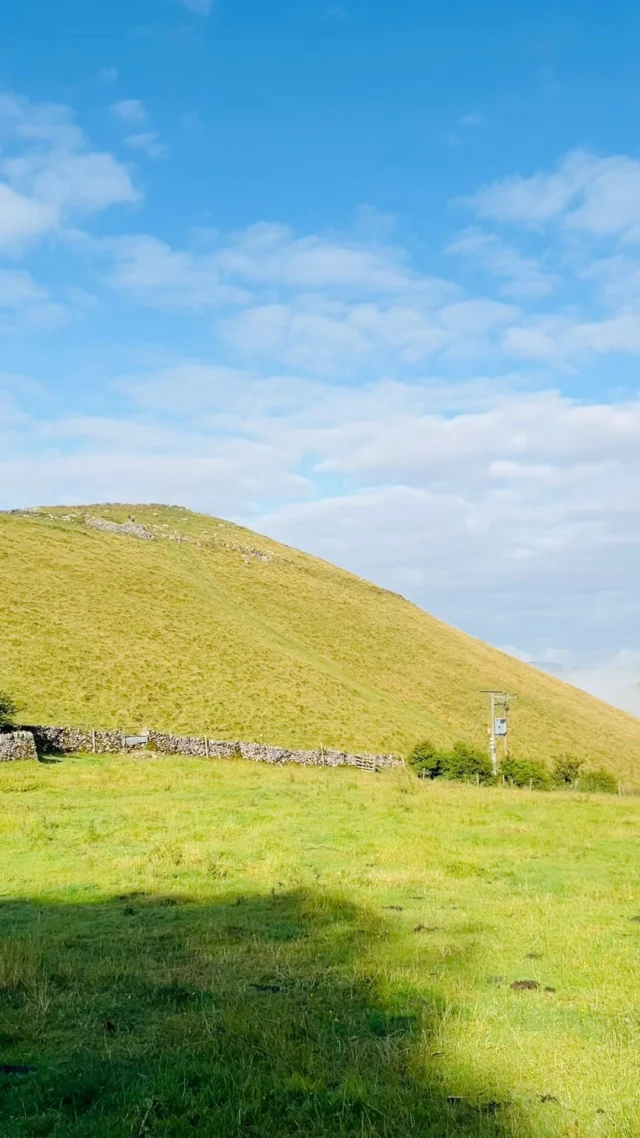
[[2, 0, 640, 710]]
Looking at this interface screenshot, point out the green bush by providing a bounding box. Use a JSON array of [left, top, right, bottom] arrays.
[[500, 756, 550, 790], [441, 740, 494, 784], [407, 740, 444, 779], [0, 690, 17, 732], [408, 739, 494, 783], [578, 769, 618, 794], [407, 739, 617, 797], [552, 755, 584, 786]]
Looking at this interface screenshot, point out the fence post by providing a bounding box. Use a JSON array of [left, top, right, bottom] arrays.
[[92, 729, 96, 754], [204, 735, 209, 758]]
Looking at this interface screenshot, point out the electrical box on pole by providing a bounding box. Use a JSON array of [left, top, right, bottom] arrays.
[[481, 691, 516, 773]]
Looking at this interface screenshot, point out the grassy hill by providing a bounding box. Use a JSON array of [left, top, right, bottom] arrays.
[[1, 502, 639, 782]]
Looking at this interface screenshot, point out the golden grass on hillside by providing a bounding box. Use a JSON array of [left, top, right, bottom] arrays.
[[1, 503, 639, 781]]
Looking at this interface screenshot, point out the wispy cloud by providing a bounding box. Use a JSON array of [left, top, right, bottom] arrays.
[[458, 112, 484, 128], [125, 132, 168, 160], [0, 92, 138, 252], [448, 227, 559, 297], [111, 98, 147, 124], [467, 148, 640, 241]]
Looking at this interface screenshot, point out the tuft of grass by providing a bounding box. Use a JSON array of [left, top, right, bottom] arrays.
[[2, 754, 640, 1135], [1, 503, 639, 780]]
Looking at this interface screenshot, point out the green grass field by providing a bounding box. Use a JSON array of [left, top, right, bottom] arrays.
[[1, 503, 640, 781], [2, 753, 640, 1136]]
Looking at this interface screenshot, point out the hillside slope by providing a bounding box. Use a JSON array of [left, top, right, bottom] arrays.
[[1, 503, 639, 781]]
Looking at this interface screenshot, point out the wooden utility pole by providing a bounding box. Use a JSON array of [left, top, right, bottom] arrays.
[[481, 691, 516, 775], [489, 691, 496, 775]]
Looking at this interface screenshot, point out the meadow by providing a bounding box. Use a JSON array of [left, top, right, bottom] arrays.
[[2, 753, 640, 1136]]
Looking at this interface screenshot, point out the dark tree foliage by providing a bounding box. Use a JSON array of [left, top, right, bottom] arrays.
[[0, 691, 17, 731], [500, 756, 550, 790], [577, 768, 618, 794], [551, 756, 584, 786], [407, 739, 493, 784], [407, 740, 444, 779], [442, 741, 494, 784]]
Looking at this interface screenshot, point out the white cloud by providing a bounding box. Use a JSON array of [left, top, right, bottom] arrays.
[[219, 297, 520, 372], [111, 99, 147, 125], [468, 149, 593, 226], [0, 268, 67, 330], [106, 234, 249, 308], [448, 227, 559, 297], [125, 132, 168, 159], [468, 148, 640, 242], [115, 361, 253, 413], [0, 268, 46, 307], [14, 150, 137, 214], [213, 221, 447, 296], [0, 183, 56, 249], [438, 297, 517, 335], [0, 92, 138, 251], [105, 224, 459, 368], [586, 255, 640, 308], [103, 222, 525, 371], [222, 304, 372, 372], [503, 312, 640, 363]]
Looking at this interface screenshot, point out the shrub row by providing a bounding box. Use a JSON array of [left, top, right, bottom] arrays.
[[407, 740, 618, 794]]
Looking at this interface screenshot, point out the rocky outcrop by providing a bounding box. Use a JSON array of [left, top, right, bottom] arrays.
[[0, 731, 37, 762], [21, 725, 400, 771], [85, 516, 155, 540]]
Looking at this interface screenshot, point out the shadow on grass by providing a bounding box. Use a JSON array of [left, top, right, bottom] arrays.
[[0, 890, 534, 1137]]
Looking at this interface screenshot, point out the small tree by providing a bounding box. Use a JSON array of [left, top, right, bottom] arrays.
[[578, 768, 618, 794], [552, 755, 584, 786], [500, 756, 550, 790], [443, 740, 494, 784], [407, 739, 444, 779], [0, 691, 17, 732]]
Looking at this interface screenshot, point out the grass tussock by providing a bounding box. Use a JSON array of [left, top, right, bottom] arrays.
[[1, 754, 640, 1135], [1, 503, 639, 781]]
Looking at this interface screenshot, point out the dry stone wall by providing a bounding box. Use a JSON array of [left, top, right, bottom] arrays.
[[21, 725, 400, 771], [27, 726, 127, 754], [0, 731, 37, 762]]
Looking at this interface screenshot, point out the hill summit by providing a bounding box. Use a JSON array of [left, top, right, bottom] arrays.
[[1, 503, 639, 782]]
